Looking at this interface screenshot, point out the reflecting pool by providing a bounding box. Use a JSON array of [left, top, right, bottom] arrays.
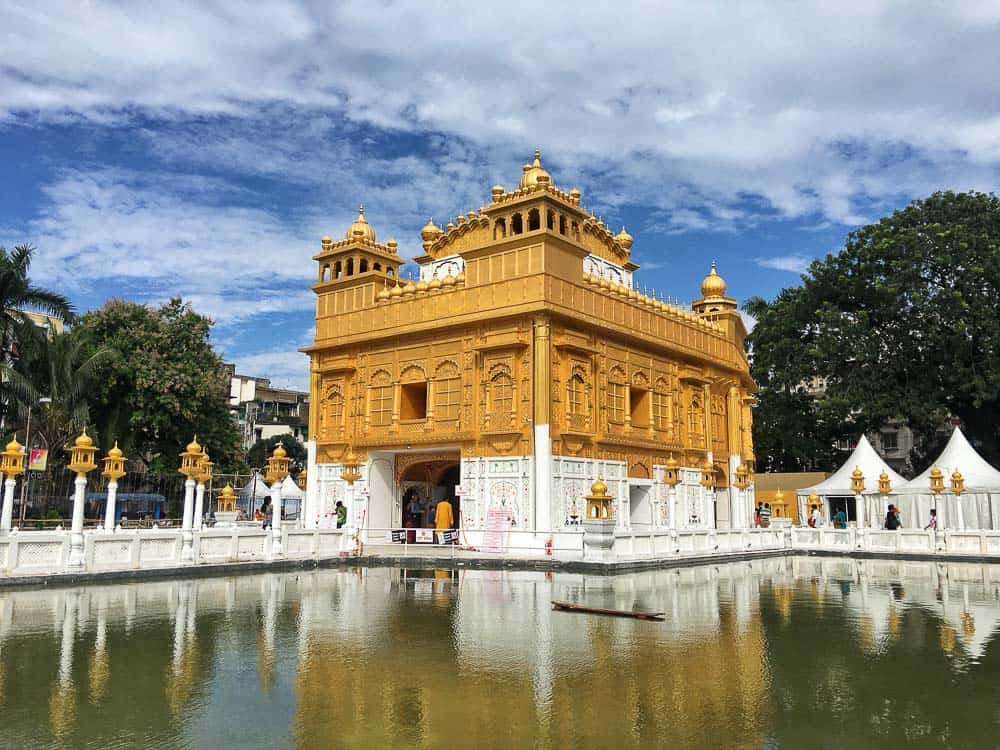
[[2, 557, 1000, 749]]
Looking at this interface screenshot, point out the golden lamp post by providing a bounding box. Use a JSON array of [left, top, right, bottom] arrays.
[[66, 428, 98, 569], [808, 491, 822, 526], [583, 478, 616, 560], [215, 483, 239, 527], [950, 468, 965, 530], [265, 443, 291, 556], [101, 442, 127, 531], [193, 450, 213, 532], [178, 436, 204, 563], [662, 455, 680, 530], [850, 466, 866, 529], [699, 459, 716, 527], [878, 471, 892, 527], [733, 463, 751, 530], [0, 435, 26, 532]]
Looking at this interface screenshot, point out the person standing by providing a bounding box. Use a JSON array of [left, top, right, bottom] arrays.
[[885, 504, 901, 530], [760, 503, 772, 528], [834, 508, 847, 529], [754, 504, 762, 528], [261, 499, 272, 530], [335, 500, 347, 529], [809, 504, 823, 528], [435, 497, 454, 543], [925, 508, 938, 531]]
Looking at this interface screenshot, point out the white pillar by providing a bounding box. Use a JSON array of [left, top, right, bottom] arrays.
[[956, 495, 966, 531], [271, 482, 284, 556], [668, 486, 677, 530], [304, 441, 317, 529], [193, 482, 205, 531], [1, 477, 16, 532], [181, 478, 195, 563], [534, 424, 552, 533], [103, 480, 118, 531], [67, 475, 87, 569], [856, 493, 866, 529]]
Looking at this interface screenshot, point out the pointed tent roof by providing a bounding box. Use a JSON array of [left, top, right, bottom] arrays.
[[900, 427, 1000, 493], [800, 434, 906, 495], [278, 474, 304, 499], [238, 470, 270, 501]]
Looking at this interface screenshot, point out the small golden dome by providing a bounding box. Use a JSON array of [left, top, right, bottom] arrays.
[[420, 218, 443, 242], [455, 271, 466, 284], [428, 275, 443, 290], [415, 279, 429, 293], [220, 483, 235, 499], [108, 441, 123, 459], [442, 273, 457, 287], [879, 470, 889, 481], [590, 478, 609, 496], [5, 435, 22, 453], [665, 455, 678, 469], [774, 488, 785, 501], [185, 435, 201, 454], [321, 235, 332, 245], [345, 205, 376, 242], [951, 468, 963, 481], [389, 283, 403, 298], [615, 226, 633, 251], [518, 148, 554, 189], [929, 466, 943, 479], [700, 260, 727, 297], [401, 280, 416, 296], [376, 285, 391, 301], [75, 428, 94, 448], [272, 442, 287, 459]]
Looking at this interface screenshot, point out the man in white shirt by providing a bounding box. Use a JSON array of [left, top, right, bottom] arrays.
[[810, 505, 824, 528]]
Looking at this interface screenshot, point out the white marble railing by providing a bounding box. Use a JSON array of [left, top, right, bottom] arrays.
[[789, 527, 1000, 556], [0, 526, 346, 578]]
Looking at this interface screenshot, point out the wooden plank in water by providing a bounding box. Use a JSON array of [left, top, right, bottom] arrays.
[[551, 600, 665, 621]]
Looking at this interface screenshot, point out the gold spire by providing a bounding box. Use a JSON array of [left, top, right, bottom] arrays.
[[518, 148, 554, 189], [614, 226, 634, 251], [346, 204, 376, 242], [700, 260, 727, 297]]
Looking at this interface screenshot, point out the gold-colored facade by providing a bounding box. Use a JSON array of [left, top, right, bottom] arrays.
[[305, 151, 755, 531]]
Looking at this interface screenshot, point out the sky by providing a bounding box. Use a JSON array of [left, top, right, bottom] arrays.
[[2, 1, 999, 392]]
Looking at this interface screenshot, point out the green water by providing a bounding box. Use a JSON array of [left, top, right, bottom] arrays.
[[1, 558, 999, 749]]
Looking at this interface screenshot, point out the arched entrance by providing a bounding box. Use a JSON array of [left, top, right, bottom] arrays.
[[396, 453, 461, 530]]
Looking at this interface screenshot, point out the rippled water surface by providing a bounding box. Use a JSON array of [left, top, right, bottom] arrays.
[[2, 558, 1000, 749]]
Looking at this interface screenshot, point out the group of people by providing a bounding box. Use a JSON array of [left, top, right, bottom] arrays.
[[403, 490, 457, 541], [803, 502, 938, 530], [753, 503, 773, 528]]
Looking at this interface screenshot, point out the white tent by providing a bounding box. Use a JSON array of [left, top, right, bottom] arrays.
[[897, 427, 1000, 530], [797, 434, 907, 528], [272, 475, 304, 520]]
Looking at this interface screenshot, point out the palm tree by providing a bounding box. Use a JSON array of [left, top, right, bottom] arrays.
[[0, 244, 74, 359], [3, 329, 116, 458]]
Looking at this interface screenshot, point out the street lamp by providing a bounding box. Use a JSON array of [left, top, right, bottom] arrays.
[[733, 463, 751, 530], [66, 428, 98, 568], [663, 455, 680, 530], [850, 466, 866, 528], [878, 470, 892, 527], [178, 436, 203, 563], [0, 435, 26, 531], [193, 449, 213, 531], [101, 442, 127, 531], [950, 468, 965, 530], [265, 443, 291, 556]]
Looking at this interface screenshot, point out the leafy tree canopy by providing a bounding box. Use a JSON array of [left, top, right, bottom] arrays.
[[81, 298, 244, 474], [746, 191, 1000, 472], [246, 433, 306, 475]]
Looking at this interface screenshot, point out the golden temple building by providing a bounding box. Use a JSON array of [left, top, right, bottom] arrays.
[[302, 150, 755, 542]]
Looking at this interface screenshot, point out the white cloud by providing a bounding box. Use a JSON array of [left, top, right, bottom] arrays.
[[756, 254, 813, 274], [1, 1, 998, 230]]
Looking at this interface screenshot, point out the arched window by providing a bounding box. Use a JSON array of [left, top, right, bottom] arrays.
[[373, 262, 382, 272], [494, 217, 507, 240], [321, 265, 330, 282], [369, 384, 393, 427], [568, 372, 586, 417], [489, 368, 514, 428], [387, 267, 395, 278], [346, 258, 354, 276], [547, 210, 555, 230], [360, 258, 369, 273], [334, 261, 343, 279], [527, 208, 540, 231], [511, 213, 523, 235], [652, 384, 671, 431], [571, 221, 580, 240], [435, 362, 461, 421], [559, 215, 567, 235], [321, 386, 344, 439], [688, 395, 704, 446], [607, 368, 626, 424]]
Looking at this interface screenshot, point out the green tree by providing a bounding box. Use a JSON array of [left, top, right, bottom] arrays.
[[81, 298, 244, 474], [246, 433, 306, 475], [0, 244, 74, 357], [746, 191, 1000, 471]]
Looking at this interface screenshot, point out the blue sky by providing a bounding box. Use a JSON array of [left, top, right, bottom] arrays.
[[2, 1, 999, 391]]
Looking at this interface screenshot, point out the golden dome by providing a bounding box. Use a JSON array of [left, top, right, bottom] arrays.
[[851, 466, 864, 480], [615, 226, 633, 251], [272, 442, 287, 459], [700, 260, 727, 297], [185, 435, 201, 454], [665, 455, 679, 470], [321, 235, 332, 245], [420, 218, 443, 242], [415, 279, 429, 293], [108, 441, 123, 459], [951, 468, 963, 481], [442, 273, 457, 287], [220, 483, 236, 499], [428, 275, 443, 290], [590, 478, 609, 496], [389, 283, 403, 298], [929, 465, 943, 479], [518, 148, 554, 189], [345, 205, 376, 242], [376, 285, 391, 301], [75, 428, 94, 448], [5, 435, 22, 453], [879, 470, 889, 481]]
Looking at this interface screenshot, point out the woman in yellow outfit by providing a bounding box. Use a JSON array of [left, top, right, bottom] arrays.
[[435, 498, 454, 543]]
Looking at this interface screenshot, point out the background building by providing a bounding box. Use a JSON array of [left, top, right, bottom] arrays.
[[226, 365, 309, 449], [303, 152, 756, 539]]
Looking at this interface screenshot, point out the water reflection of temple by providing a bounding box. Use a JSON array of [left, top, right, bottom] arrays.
[[1, 560, 1000, 747]]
